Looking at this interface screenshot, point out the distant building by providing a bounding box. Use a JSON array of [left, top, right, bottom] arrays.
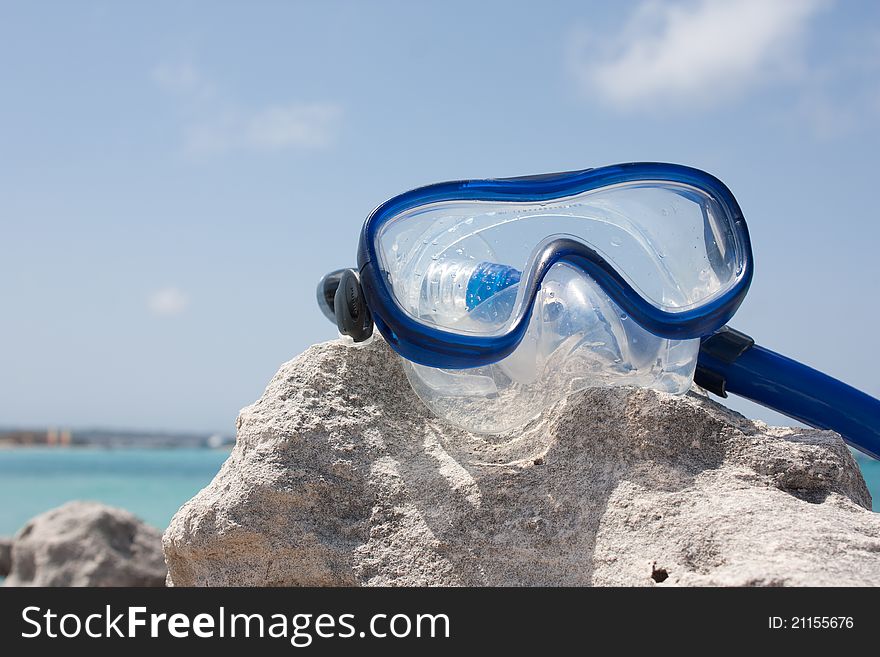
[[0, 428, 71, 446]]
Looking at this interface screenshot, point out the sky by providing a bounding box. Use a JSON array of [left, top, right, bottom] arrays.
[[1, 0, 879, 434]]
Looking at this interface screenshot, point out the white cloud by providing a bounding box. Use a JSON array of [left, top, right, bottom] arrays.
[[151, 62, 211, 97], [570, 0, 829, 110], [184, 102, 343, 156], [152, 62, 342, 155], [148, 287, 189, 317]]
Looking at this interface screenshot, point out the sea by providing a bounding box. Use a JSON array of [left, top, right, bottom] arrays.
[[0, 448, 229, 537], [0, 447, 877, 541]]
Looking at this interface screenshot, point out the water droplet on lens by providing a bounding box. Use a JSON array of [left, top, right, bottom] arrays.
[[610, 237, 622, 247], [620, 313, 628, 320]]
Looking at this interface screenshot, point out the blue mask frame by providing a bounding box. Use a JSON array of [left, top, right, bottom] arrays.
[[357, 162, 753, 369]]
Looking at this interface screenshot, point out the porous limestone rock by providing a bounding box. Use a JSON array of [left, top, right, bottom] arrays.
[[5, 501, 167, 586], [163, 337, 880, 586]]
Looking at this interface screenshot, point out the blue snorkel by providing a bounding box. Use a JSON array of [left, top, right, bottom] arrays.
[[696, 327, 880, 459]]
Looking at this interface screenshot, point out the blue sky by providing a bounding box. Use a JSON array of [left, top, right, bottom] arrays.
[[1, 0, 879, 433]]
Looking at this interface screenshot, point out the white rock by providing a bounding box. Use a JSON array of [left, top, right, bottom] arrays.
[[164, 338, 879, 586]]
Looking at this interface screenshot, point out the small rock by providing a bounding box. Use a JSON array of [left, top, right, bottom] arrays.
[[6, 501, 167, 586], [0, 538, 11, 577]]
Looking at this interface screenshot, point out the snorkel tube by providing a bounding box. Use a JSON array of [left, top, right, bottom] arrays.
[[696, 327, 880, 459]]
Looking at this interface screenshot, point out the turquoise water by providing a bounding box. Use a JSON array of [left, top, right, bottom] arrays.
[[0, 448, 877, 541], [0, 448, 229, 536], [855, 456, 880, 511]]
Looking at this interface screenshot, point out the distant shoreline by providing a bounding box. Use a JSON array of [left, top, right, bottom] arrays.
[[0, 443, 233, 451], [0, 428, 234, 449]]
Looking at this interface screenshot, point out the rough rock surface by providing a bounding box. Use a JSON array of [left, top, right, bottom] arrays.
[[0, 538, 11, 577], [5, 501, 167, 586], [164, 338, 880, 586]]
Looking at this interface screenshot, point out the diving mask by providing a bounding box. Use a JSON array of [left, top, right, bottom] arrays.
[[318, 163, 880, 458]]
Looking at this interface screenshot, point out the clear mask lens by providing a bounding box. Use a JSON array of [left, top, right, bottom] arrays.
[[376, 181, 744, 337]]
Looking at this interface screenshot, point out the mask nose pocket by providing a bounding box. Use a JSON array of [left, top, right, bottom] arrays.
[[402, 262, 700, 433], [495, 264, 624, 386]]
